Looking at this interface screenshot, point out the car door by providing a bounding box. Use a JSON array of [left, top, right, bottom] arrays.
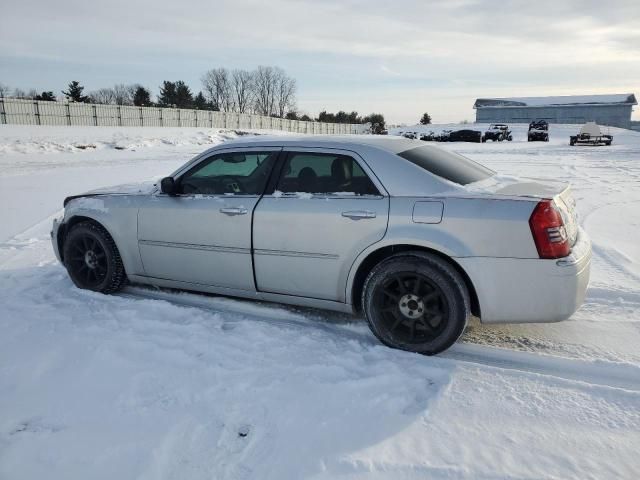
[[253, 148, 389, 302], [137, 147, 281, 290]]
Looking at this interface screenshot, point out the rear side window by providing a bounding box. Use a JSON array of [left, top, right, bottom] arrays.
[[276, 152, 380, 196], [398, 146, 494, 185]]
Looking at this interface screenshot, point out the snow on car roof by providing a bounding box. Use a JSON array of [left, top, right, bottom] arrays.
[[474, 94, 637, 108]]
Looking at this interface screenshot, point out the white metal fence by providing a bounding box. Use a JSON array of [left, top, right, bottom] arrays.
[[0, 98, 365, 134]]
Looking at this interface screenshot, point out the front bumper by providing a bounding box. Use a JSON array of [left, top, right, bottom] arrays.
[[457, 228, 592, 324], [51, 217, 64, 263]]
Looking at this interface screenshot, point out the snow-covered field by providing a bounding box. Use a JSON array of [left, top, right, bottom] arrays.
[[1, 125, 639, 479]]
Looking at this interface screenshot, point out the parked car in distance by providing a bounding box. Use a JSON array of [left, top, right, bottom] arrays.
[[570, 122, 613, 146], [420, 131, 435, 142], [448, 129, 483, 143], [528, 119, 549, 142], [484, 124, 513, 142], [52, 136, 591, 355], [434, 129, 452, 142]]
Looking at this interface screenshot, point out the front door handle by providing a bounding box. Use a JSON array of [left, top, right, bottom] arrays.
[[342, 210, 376, 220], [220, 207, 248, 216]]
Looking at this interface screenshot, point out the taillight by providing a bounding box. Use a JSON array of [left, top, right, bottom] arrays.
[[529, 200, 571, 259]]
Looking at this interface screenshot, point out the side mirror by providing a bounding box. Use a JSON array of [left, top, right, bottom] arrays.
[[160, 177, 177, 195]]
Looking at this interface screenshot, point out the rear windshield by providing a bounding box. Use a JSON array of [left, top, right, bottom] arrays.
[[397, 146, 495, 185]]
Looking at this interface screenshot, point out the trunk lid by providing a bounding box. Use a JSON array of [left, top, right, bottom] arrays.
[[466, 176, 579, 247]]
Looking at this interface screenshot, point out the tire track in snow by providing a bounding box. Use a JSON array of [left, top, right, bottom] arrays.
[[122, 286, 640, 393], [444, 343, 640, 392]]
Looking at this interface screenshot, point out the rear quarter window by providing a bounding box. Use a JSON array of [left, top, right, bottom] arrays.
[[397, 146, 494, 186]]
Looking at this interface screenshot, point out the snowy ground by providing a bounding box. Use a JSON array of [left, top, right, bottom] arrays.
[[1, 125, 639, 479]]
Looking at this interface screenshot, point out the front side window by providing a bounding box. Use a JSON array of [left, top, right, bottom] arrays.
[[276, 152, 380, 196], [179, 151, 277, 195]]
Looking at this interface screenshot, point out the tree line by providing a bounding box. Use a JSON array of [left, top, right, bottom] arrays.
[[1, 66, 300, 119], [1, 69, 388, 127]]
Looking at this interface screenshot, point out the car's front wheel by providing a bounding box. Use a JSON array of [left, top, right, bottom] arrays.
[[362, 252, 470, 355], [63, 221, 126, 293]]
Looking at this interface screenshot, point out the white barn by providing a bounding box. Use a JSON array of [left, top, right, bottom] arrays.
[[474, 94, 637, 128]]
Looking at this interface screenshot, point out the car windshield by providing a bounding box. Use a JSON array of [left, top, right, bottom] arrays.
[[397, 146, 495, 185]]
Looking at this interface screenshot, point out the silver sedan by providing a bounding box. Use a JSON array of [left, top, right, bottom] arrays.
[[51, 136, 591, 354]]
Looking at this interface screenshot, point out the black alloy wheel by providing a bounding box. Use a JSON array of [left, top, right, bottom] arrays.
[[375, 273, 449, 345], [63, 221, 125, 293], [362, 252, 470, 355]]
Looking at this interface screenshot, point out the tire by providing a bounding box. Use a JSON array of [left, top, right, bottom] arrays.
[[362, 252, 470, 355], [63, 221, 126, 294]]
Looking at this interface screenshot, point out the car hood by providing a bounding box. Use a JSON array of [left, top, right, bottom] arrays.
[[64, 181, 157, 206]]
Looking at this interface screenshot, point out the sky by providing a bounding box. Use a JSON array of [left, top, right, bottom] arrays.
[[1, 0, 639, 124]]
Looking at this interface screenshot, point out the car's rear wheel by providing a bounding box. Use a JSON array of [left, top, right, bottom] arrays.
[[63, 221, 125, 293], [362, 252, 470, 355]]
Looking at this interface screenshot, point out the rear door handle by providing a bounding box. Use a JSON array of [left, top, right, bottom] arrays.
[[342, 210, 376, 220], [220, 207, 248, 216]]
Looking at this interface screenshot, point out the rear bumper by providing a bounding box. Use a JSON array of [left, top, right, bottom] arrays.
[[457, 228, 591, 324]]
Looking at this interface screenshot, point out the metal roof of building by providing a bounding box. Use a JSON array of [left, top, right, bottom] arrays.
[[474, 94, 637, 109]]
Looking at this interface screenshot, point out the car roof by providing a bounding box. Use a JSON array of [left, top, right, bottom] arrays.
[[180, 135, 466, 197], [207, 134, 421, 155]]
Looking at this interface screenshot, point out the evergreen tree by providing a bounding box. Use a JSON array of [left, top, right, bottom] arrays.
[[299, 114, 312, 122], [158, 81, 177, 107], [35, 91, 56, 101], [133, 86, 152, 106], [62, 81, 89, 102], [159, 81, 193, 108], [335, 111, 349, 123], [317, 111, 335, 123], [174, 81, 193, 108], [420, 112, 432, 125], [285, 111, 299, 120], [363, 113, 386, 134], [193, 91, 208, 110]]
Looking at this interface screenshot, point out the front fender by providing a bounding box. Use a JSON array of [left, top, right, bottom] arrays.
[[62, 196, 145, 275]]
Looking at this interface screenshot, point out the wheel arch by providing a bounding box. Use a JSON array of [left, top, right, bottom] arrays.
[[58, 215, 120, 264], [349, 244, 481, 319]]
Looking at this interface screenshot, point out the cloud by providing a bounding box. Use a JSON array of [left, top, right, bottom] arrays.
[[1, 0, 638, 123]]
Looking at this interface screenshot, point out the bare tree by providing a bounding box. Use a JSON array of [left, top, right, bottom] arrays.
[[0, 82, 9, 98], [113, 84, 135, 105], [275, 71, 296, 118], [88, 84, 138, 105], [252, 65, 277, 116], [201, 68, 234, 111], [89, 88, 117, 104], [230, 69, 253, 114], [13, 88, 26, 98], [251, 66, 297, 117]]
